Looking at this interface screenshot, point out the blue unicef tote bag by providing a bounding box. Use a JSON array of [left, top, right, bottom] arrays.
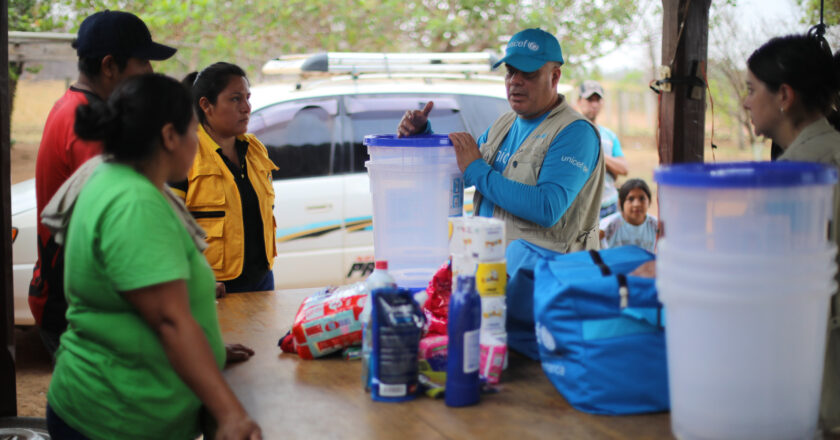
[[533, 246, 669, 415], [506, 240, 655, 360]]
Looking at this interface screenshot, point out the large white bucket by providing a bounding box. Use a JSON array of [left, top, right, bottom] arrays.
[[364, 134, 463, 288], [654, 161, 839, 440], [657, 162, 836, 254]]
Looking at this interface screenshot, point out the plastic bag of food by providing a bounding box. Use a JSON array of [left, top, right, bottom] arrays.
[[289, 283, 367, 359], [418, 335, 448, 398], [423, 261, 452, 336]]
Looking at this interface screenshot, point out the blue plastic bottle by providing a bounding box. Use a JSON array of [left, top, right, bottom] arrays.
[[445, 275, 482, 407]]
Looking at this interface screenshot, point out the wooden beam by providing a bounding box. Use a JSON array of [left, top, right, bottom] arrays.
[[1, 0, 19, 417], [8, 31, 74, 41], [659, 0, 712, 164], [9, 42, 76, 63], [7, 31, 76, 64]]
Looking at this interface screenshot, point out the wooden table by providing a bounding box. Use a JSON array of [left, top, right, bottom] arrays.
[[217, 289, 673, 439]]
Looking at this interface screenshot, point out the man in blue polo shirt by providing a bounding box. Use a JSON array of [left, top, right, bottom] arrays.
[[398, 28, 604, 253]]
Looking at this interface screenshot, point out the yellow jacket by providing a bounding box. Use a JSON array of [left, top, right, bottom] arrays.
[[173, 124, 278, 281]]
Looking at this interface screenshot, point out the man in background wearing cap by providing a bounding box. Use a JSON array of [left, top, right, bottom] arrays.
[[577, 80, 629, 219], [29, 10, 176, 358], [398, 28, 603, 253]]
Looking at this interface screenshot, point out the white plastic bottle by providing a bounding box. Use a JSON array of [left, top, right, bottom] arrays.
[[366, 261, 397, 291], [361, 261, 397, 390]]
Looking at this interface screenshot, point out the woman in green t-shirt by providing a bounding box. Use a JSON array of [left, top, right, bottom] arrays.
[[46, 74, 262, 440]]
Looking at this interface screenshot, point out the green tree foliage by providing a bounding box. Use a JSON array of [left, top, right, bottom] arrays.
[[16, 0, 642, 80], [798, 0, 840, 26]]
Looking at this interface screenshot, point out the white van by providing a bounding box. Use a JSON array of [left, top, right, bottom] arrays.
[[249, 53, 510, 289]]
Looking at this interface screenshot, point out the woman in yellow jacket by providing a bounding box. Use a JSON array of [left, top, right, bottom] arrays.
[[173, 62, 278, 293]]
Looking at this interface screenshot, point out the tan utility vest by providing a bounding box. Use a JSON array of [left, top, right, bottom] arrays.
[[473, 94, 604, 253], [778, 117, 840, 431], [183, 124, 278, 281]]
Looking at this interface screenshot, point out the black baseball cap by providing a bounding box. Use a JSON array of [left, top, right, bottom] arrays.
[[73, 10, 176, 60]]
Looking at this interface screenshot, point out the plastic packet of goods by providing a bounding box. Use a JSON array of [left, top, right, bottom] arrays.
[[480, 295, 506, 336], [418, 335, 448, 398], [476, 261, 506, 296], [290, 283, 367, 359], [480, 334, 507, 385], [343, 346, 362, 360], [453, 217, 505, 261], [471, 217, 505, 262], [371, 287, 426, 402], [419, 335, 448, 372]]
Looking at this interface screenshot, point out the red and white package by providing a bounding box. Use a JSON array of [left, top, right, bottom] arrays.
[[291, 283, 367, 359], [480, 334, 507, 384]]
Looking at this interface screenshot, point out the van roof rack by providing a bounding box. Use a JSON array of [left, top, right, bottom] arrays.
[[262, 52, 501, 77]]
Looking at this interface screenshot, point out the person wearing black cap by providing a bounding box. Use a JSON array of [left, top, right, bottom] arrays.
[[29, 10, 176, 359], [398, 28, 604, 253], [576, 80, 629, 219]]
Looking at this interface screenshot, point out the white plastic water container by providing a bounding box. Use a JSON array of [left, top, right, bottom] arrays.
[[657, 161, 837, 254], [364, 134, 463, 289], [658, 274, 833, 440], [654, 161, 839, 440]]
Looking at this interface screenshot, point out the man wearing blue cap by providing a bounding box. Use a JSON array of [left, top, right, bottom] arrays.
[[30, 10, 176, 358], [398, 28, 604, 253]]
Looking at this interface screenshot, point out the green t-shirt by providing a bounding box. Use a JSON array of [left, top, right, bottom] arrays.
[[48, 163, 226, 440]]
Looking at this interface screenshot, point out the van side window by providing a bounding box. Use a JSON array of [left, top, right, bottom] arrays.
[[456, 95, 511, 137], [345, 95, 467, 173], [250, 99, 338, 180]]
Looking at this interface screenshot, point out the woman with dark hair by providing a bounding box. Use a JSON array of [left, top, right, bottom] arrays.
[[744, 33, 840, 433], [744, 34, 840, 159], [45, 73, 261, 439], [172, 62, 278, 294], [598, 178, 658, 252]]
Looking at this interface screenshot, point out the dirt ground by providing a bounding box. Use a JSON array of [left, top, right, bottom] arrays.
[[13, 326, 52, 417], [8, 79, 765, 418], [10, 80, 66, 186]]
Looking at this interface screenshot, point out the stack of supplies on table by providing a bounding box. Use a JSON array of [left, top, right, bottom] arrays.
[[448, 217, 507, 384]]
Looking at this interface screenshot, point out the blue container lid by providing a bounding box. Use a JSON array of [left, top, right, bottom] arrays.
[[363, 134, 453, 147], [654, 161, 838, 188]]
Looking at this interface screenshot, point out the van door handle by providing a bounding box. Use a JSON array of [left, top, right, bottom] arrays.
[[305, 203, 333, 212]]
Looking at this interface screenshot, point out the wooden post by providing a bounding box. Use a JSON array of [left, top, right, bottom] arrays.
[[0, 0, 18, 417], [659, 0, 712, 164]]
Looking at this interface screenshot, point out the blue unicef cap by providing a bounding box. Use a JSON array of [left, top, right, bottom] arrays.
[[654, 161, 838, 188], [493, 28, 564, 72]]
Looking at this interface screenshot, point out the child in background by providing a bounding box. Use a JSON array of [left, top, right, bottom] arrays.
[[599, 178, 658, 252]]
